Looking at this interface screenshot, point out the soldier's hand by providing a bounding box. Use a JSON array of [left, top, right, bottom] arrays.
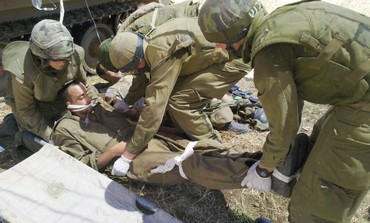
[[241, 161, 272, 192], [111, 155, 132, 177], [114, 100, 130, 113], [132, 97, 145, 111]]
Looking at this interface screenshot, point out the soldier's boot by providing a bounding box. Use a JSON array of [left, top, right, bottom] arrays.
[[19, 131, 47, 151], [254, 217, 272, 223], [0, 113, 19, 137], [272, 133, 311, 197], [226, 120, 249, 133], [14, 131, 47, 161], [15, 145, 34, 162], [252, 107, 268, 124]]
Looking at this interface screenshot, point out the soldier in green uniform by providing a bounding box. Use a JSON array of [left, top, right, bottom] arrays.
[[198, 0, 370, 222], [118, 0, 201, 34], [54, 81, 263, 189], [100, 0, 202, 73], [2, 19, 97, 152], [106, 17, 249, 176], [99, 0, 250, 134]]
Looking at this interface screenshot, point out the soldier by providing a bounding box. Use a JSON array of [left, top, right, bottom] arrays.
[[117, 0, 201, 34], [107, 17, 251, 176], [0, 44, 7, 99], [99, 0, 250, 133], [100, 0, 202, 73], [98, 0, 202, 107], [53, 81, 263, 189], [2, 19, 97, 152], [198, 0, 370, 222]]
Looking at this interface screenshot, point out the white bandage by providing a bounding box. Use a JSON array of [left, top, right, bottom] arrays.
[[150, 141, 198, 179], [272, 169, 300, 183]]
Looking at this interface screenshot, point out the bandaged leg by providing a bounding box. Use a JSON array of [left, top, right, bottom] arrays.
[[272, 133, 310, 197], [151, 141, 198, 179]]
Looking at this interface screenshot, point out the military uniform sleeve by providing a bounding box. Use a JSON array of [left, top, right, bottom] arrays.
[[118, 2, 163, 33], [54, 122, 101, 170], [253, 44, 302, 168], [124, 72, 149, 105], [126, 50, 187, 154], [11, 75, 53, 141]]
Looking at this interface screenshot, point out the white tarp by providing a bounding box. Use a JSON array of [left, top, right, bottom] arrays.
[[0, 144, 181, 223]]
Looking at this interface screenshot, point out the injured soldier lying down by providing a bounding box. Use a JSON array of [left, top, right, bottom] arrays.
[[53, 81, 307, 195]]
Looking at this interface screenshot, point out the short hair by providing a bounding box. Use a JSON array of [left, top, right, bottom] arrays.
[[58, 80, 81, 104]]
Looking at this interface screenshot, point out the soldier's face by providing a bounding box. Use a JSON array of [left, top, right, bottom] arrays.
[[48, 60, 69, 70], [68, 84, 92, 108]]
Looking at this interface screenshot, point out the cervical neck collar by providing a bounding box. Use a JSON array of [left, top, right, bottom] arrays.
[[67, 100, 98, 112]]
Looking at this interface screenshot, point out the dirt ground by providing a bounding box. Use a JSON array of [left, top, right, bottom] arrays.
[[0, 0, 369, 222]]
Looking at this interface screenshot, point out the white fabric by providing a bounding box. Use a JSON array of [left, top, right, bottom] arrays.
[[111, 156, 132, 177], [67, 99, 98, 112], [150, 141, 198, 179], [272, 168, 300, 183], [48, 139, 55, 146], [241, 161, 272, 192]]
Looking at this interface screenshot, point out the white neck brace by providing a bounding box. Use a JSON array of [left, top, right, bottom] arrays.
[[67, 100, 98, 112]]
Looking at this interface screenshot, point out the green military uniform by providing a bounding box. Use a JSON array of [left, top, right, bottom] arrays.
[[115, 0, 201, 104], [118, 0, 200, 34], [241, 2, 370, 222], [0, 43, 7, 99], [120, 17, 247, 156], [53, 99, 134, 170], [99, 1, 245, 133], [3, 41, 95, 152], [53, 100, 261, 189]]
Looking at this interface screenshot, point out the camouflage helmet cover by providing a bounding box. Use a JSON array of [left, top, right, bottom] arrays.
[[30, 19, 74, 60], [198, 0, 265, 44], [98, 37, 116, 71], [109, 32, 144, 72]]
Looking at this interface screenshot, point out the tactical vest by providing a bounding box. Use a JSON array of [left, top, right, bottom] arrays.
[[250, 1, 370, 105], [144, 17, 229, 75]]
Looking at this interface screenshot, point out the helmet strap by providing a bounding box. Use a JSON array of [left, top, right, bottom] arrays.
[[119, 34, 144, 72]]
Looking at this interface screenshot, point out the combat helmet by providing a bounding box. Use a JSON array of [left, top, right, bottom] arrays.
[[30, 19, 74, 60], [198, 0, 266, 44], [98, 37, 116, 71], [109, 32, 144, 72]]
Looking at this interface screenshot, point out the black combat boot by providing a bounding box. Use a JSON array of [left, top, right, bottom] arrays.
[[272, 133, 311, 197], [0, 113, 19, 137]]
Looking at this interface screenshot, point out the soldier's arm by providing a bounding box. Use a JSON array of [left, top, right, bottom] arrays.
[[11, 75, 53, 140], [253, 43, 302, 169], [54, 125, 103, 171], [124, 71, 149, 105], [118, 2, 164, 33], [125, 50, 187, 156]]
